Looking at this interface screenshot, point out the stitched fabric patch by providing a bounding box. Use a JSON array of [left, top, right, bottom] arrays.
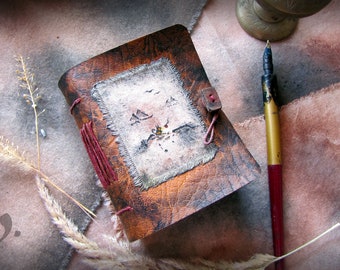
[[92, 58, 217, 190]]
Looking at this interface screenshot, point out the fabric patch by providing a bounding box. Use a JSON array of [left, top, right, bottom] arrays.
[[92, 58, 217, 190]]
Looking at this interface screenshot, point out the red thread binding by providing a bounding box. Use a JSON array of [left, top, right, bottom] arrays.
[[204, 113, 219, 145], [80, 121, 118, 189], [116, 206, 133, 216], [70, 97, 82, 114]]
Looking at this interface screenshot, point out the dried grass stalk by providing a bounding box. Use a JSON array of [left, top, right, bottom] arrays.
[[16, 55, 44, 170], [0, 136, 95, 218], [0, 136, 34, 172], [37, 173, 339, 270], [36, 176, 282, 270], [36, 177, 108, 258]]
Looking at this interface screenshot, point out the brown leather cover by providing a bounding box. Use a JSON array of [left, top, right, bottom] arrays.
[[58, 24, 260, 241]]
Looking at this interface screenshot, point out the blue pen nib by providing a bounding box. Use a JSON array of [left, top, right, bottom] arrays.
[[263, 40, 273, 75]]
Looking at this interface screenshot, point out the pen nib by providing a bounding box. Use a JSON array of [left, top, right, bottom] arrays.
[[263, 40, 273, 75]]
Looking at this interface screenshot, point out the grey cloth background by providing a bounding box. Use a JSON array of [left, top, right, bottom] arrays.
[[1, 0, 339, 270]]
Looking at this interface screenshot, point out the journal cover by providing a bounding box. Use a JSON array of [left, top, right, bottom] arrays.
[[58, 24, 260, 241]]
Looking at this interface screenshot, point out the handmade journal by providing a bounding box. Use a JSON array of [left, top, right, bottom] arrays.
[[58, 25, 260, 241]]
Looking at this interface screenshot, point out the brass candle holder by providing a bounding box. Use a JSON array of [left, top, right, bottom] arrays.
[[236, 0, 332, 41]]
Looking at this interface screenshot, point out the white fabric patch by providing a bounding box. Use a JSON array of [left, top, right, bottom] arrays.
[[92, 58, 217, 190]]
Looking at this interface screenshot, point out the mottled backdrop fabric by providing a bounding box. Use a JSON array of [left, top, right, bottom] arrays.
[[0, 0, 339, 270]]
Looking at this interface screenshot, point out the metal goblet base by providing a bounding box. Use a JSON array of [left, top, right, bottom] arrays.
[[236, 0, 298, 41]]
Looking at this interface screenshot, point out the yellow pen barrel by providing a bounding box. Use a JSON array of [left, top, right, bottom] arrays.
[[262, 74, 281, 166], [264, 99, 281, 165]]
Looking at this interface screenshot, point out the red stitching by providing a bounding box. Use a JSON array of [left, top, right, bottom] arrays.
[[69, 97, 82, 114], [116, 206, 133, 216], [204, 113, 219, 145], [80, 121, 118, 188]]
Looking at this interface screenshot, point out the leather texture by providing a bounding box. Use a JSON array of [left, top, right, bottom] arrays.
[[58, 25, 260, 241]]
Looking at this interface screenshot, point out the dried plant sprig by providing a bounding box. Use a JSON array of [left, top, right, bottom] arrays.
[[13, 55, 95, 219], [77, 222, 340, 270], [16, 55, 45, 170], [0, 136, 95, 218], [37, 177, 121, 260], [36, 173, 340, 270], [83, 252, 271, 270], [37, 176, 234, 270], [0, 136, 31, 171]]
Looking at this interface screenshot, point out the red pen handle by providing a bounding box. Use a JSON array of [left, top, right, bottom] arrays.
[[268, 164, 284, 269]]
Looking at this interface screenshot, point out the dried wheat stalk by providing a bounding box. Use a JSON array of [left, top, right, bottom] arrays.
[[16, 55, 44, 170], [37, 175, 340, 270], [0, 135, 95, 218], [36, 175, 280, 270], [36, 171, 340, 270]]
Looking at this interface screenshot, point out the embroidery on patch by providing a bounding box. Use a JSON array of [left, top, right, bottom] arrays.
[[91, 58, 217, 190]]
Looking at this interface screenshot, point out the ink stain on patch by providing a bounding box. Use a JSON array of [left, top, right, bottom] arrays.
[[92, 58, 217, 190]]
